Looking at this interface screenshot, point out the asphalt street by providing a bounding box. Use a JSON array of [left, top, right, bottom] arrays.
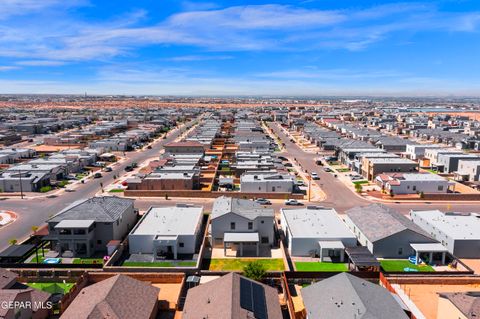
[[267, 122, 480, 214], [0, 121, 195, 251]]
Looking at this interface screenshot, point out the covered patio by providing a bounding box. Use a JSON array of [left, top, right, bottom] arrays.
[[153, 235, 179, 260], [223, 232, 259, 257], [345, 246, 380, 271], [410, 243, 448, 265], [318, 240, 345, 262]]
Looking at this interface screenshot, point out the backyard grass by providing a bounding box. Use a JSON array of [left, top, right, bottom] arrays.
[[295, 262, 348, 272], [28, 256, 47, 263], [72, 258, 103, 265], [108, 189, 125, 193], [208, 258, 285, 271], [424, 169, 439, 174], [380, 260, 435, 272], [352, 180, 369, 185], [122, 261, 196, 267], [336, 168, 350, 173], [26, 282, 75, 294]]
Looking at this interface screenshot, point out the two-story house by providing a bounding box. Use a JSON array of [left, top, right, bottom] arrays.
[[46, 196, 137, 257], [210, 196, 275, 256]]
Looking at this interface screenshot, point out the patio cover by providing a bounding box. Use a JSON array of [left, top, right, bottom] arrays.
[[410, 243, 448, 252], [345, 246, 380, 268], [318, 240, 345, 250], [54, 219, 95, 229], [224, 232, 259, 243]]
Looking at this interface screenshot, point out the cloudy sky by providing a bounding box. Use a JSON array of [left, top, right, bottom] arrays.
[[0, 0, 479, 96]]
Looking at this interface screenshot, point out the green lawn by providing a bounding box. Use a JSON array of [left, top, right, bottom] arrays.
[[336, 168, 350, 173], [122, 261, 196, 267], [28, 256, 48, 263], [352, 180, 369, 185], [295, 262, 348, 272], [208, 258, 285, 271], [27, 282, 75, 294], [108, 189, 124, 193], [380, 260, 435, 272], [72, 258, 103, 265], [424, 169, 439, 174]]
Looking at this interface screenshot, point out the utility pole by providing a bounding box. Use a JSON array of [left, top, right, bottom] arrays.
[[18, 170, 24, 199], [307, 175, 311, 202]]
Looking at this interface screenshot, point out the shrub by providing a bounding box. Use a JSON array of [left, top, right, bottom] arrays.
[[39, 186, 52, 193], [243, 261, 266, 282], [354, 183, 362, 193]]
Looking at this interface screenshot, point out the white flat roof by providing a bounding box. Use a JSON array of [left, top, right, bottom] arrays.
[[410, 243, 448, 252], [281, 207, 356, 240], [130, 205, 203, 236], [224, 232, 259, 242], [55, 219, 95, 229], [411, 210, 480, 240]]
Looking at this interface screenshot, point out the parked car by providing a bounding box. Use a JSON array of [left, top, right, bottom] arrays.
[[255, 198, 272, 205], [125, 166, 133, 172], [285, 199, 303, 206], [310, 172, 320, 180], [103, 167, 113, 172], [296, 180, 305, 186], [147, 145, 152, 149], [284, 162, 293, 167], [323, 167, 333, 172], [93, 172, 103, 179]]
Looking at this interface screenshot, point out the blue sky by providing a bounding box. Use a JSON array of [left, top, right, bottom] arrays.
[[0, 0, 479, 96]]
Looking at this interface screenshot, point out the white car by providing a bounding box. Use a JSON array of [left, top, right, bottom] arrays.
[[310, 172, 320, 180], [285, 199, 304, 206]]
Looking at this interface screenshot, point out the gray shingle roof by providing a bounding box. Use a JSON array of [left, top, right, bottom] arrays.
[[346, 204, 433, 242], [301, 273, 409, 319], [212, 196, 274, 221], [48, 196, 134, 223]]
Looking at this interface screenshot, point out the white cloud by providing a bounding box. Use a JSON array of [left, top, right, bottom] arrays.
[[0, 66, 19, 71]]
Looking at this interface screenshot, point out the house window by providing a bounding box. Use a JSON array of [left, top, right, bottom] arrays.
[[179, 243, 184, 248], [248, 222, 253, 230], [398, 248, 403, 255], [230, 222, 236, 230], [413, 186, 417, 191], [261, 220, 264, 224], [438, 185, 444, 191]]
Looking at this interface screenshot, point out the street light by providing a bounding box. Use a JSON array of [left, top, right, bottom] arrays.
[[18, 170, 24, 199]]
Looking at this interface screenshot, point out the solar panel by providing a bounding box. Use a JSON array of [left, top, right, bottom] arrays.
[[239, 277, 268, 319]]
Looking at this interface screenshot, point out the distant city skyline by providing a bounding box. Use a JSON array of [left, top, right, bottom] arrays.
[[0, 0, 479, 96]]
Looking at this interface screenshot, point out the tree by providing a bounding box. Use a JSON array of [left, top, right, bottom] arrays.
[[243, 261, 266, 282], [8, 238, 17, 246], [354, 183, 362, 193], [31, 225, 39, 235]]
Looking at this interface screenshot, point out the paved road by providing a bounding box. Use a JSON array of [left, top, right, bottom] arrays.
[[0, 121, 196, 250], [268, 122, 480, 214]]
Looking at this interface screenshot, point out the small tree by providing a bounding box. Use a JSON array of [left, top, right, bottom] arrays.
[[8, 238, 17, 246], [243, 261, 266, 282], [354, 183, 362, 193], [31, 225, 39, 235], [419, 191, 425, 199]]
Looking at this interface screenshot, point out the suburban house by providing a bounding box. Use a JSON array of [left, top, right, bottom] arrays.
[[280, 206, 357, 261], [410, 210, 480, 258], [437, 291, 480, 319], [404, 144, 443, 160], [0, 269, 51, 319], [60, 274, 160, 319], [210, 196, 275, 256], [361, 157, 418, 181], [435, 153, 479, 173], [163, 141, 205, 155], [240, 171, 295, 193], [46, 196, 137, 257], [126, 171, 200, 191], [0, 171, 51, 192], [344, 204, 438, 258], [128, 204, 203, 260], [301, 273, 409, 319], [455, 159, 480, 181], [375, 173, 454, 194], [183, 273, 283, 319]]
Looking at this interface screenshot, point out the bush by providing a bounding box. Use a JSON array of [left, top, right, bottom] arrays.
[[243, 261, 266, 282], [354, 183, 362, 193], [39, 186, 52, 193]]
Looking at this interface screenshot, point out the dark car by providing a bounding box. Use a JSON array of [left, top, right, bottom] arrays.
[[125, 166, 133, 172], [93, 172, 102, 179], [103, 167, 113, 172]]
